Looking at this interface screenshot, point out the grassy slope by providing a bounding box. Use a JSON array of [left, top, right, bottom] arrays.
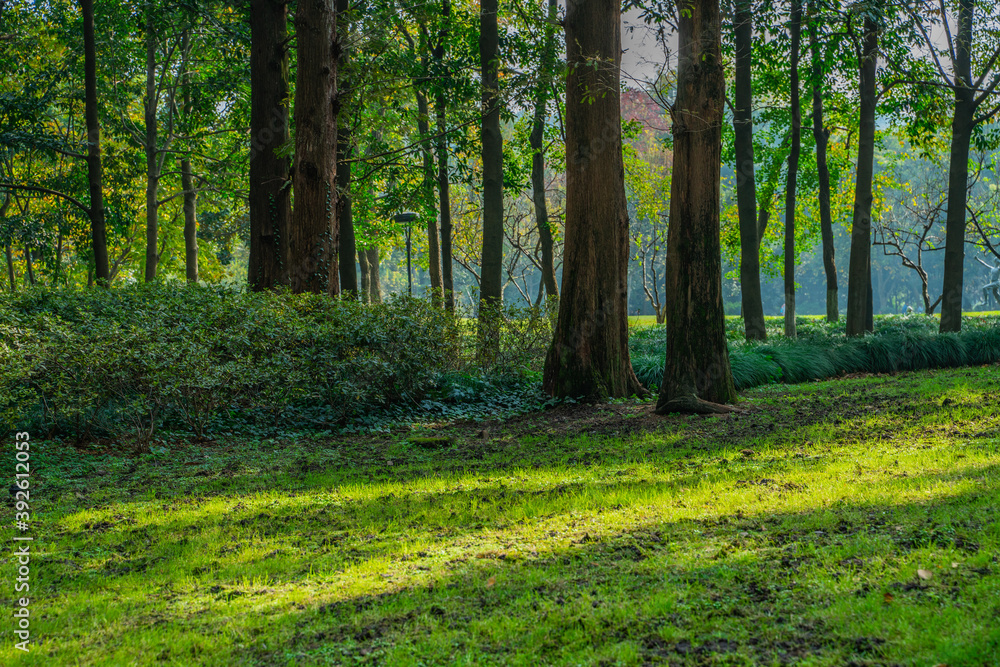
[[3, 367, 1000, 666]]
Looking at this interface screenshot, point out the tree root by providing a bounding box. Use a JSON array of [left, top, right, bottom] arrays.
[[655, 394, 733, 415]]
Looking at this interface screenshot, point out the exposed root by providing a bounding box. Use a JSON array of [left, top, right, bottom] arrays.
[[655, 394, 734, 415]]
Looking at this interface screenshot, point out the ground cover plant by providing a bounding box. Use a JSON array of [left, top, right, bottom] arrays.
[[1, 365, 998, 665]]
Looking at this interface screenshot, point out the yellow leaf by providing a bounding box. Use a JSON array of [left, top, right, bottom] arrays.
[[486, 576, 496, 588], [917, 569, 932, 580]]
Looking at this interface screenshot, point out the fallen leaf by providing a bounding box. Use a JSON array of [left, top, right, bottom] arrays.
[[951, 562, 959, 569], [486, 576, 496, 588], [917, 569, 932, 580], [883, 593, 894, 603]]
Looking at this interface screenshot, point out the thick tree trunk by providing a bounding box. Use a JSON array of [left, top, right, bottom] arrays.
[[415, 89, 442, 303], [435, 0, 455, 312], [366, 247, 382, 303], [940, 0, 975, 333], [289, 0, 339, 295], [656, 0, 736, 413], [144, 3, 159, 282], [809, 5, 837, 322], [530, 0, 559, 301], [846, 17, 878, 336], [543, 0, 642, 399], [783, 0, 802, 338], [248, 0, 291, 291], [734, 0, 765, 341], [478, 0, 504, 354], [82, 0, 110, 286]]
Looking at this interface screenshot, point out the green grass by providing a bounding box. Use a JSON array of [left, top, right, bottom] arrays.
[[3, 366, 1000, 665]]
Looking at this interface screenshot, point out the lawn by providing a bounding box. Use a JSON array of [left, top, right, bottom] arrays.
[[3, 366, 999, 665]]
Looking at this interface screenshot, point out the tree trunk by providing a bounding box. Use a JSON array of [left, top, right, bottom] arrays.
[[144, 2, 159, 282], [783, 0, 802, 338], [4, 244, 14, 292], [82, 0, 110, 286], [846, 17, 878, 336], [358, 246, 370, 303], [366, 247, 382, 303], [939, 0, 975, 333], [24, 244, 34, 285], [656, 0, 736, 413], [477, 0, 504, 355], [808, 4, 837, 322], [542, 0, 642, 399], [248, 0, 291, 291], [335, 0, 357, 296], [435, 0, 454, 311], [530, 0, 559, 301], [734, 0, 765, 342], [181, 30, 198, 283], [289, 0, 339, 295], [415, 88, 442, 303], [54, 229, 63, 286]]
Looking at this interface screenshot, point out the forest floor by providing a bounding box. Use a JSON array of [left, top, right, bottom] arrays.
[[3, 366, 1000, 665]]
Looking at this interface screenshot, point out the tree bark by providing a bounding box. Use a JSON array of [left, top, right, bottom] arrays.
[[435, 0, 454, 311], [734, 0, 765, 341], [248, 0, 291, 291], [366, 247, 382, 303], [415, 88, 442, 303], [808, 3, 837, 322], [181, 30, 198, 283], [530, 0, 559, 301], [289, 0, 339, 295], [783, 0, 802, 338], [81, 0, 110, 286], [656, 0, 736, 412], [542, 0, 642, 399], [24, 244, 34, 285], [336, 0, 357, 295], [846, 17, 878, 336], [358, 245, 370, 303], [478, 0, 504, 354], [4, 244, 14, 292], [143, 2, 159, 282], [939, 0, 975, 333]]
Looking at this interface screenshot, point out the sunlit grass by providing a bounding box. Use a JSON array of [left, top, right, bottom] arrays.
[[2, 366, 1000, 665]]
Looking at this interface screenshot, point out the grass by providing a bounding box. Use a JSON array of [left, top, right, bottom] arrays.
[[2, 365, 1000, 665]]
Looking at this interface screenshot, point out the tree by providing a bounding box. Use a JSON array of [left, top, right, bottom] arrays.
[[336, 0, 358, 295], [733, 0, 766, 341], [656, 0, 736, 413], [247, 0, 291, 291], [288, 0, 339, 294], [82, 0, 110, 285], [478, 0, 504, 354], [783, 0, 803, 338], [846, 12, 879, 336], [529, 0, 559, 301], [543, 0, 643, 399]]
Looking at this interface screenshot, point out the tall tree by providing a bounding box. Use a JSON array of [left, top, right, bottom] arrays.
[[734, 0, 766, 341], [808, 1, 837, 321], [783, 0, 803, 338], [81, 0, 110, 285], [180, 29, 198, 283], [543, 0, 642, 399], [434, 0, 455, 311], [336, 0, 357, 295], [288, 0, 339, 294], [478, 0, 504, 351], [529, 0, 559, 301], [657, 0, 736, 413], [846, 14, 878, 336], [247, 0, 291, 291]]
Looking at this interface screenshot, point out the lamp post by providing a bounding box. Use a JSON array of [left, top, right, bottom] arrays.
[[393, 212, 419, 295]]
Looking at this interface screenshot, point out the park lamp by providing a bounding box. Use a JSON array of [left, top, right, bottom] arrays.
[[393, 212, 419, 296]]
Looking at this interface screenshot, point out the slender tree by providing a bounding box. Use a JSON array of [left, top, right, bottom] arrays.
[[846, 14, 878, 336], [180, 29, 198, 282], [247, 0, 291, 290], [478, 0, 504, 353], [434, 0, 455, 311], [657, 0, 736, 413], [543, 0, 643, 399], [336, 0, 357, 294], [529, 0, 559, 301], [734, 0, 766, 341], [288, 0, 339, 295], [81, 0, 110, 285], [783, 0, 803, 338]]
